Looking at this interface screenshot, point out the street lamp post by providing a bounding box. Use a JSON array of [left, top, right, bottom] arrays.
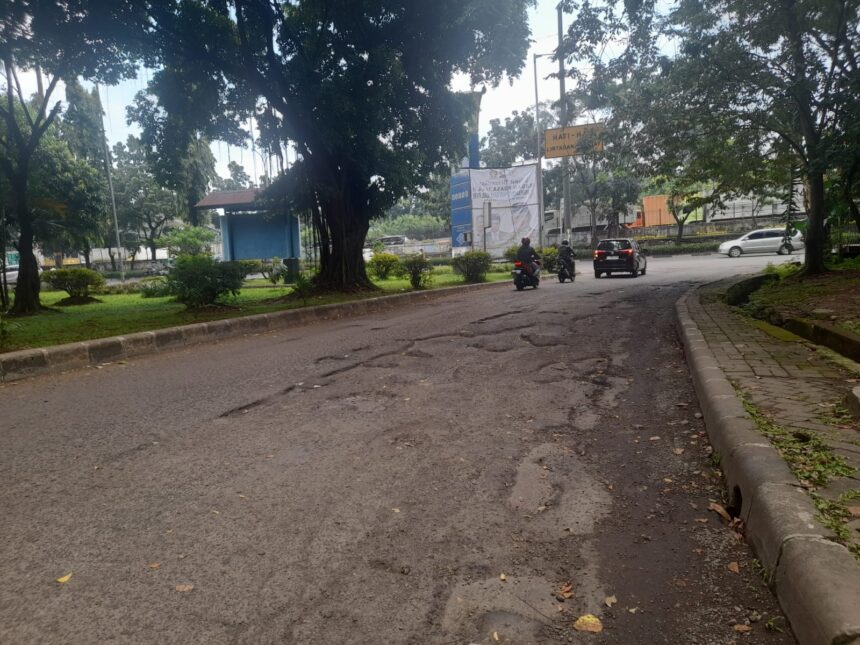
[[533, 52, 551, 247], [557, 2, 572, 240]]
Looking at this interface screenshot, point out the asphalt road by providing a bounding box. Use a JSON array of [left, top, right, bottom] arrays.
[[1, 253, 802, 644]]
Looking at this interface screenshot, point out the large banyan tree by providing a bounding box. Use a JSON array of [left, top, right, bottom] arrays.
[[135, 1, 535, 289]]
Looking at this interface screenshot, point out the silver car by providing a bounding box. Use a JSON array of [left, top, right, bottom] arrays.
[[718, 228, 804, 257], [3, 265, 18, 285]]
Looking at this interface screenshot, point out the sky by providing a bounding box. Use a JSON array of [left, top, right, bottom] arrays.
[[17, 1, 570, 183]]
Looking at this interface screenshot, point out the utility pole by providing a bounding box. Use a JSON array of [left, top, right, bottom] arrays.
[[557, 3, 572, 239], [533, 53, 550, 247], [95, 83, 125, 283]]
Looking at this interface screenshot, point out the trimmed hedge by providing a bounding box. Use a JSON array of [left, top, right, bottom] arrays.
[[43, 268, 106, 298], [452, 250, 492, 283]]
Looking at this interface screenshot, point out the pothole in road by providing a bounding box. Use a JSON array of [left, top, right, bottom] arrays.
[[442, 575, 558, 642], [508, 444, 611, 536]]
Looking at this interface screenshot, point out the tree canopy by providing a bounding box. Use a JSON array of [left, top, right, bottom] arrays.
[[560, 0, 860, 272], [133, 0, 536, 289]]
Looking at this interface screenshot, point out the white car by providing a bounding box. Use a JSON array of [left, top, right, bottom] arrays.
[[4, 265, 18, 285], [718, 228, 804, 257]]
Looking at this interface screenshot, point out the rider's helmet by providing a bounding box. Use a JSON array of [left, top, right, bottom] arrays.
[[561, 240, 570, 246], [521, 237, 531, 246]]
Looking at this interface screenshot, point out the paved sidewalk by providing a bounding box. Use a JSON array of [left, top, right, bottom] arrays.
[[689, 279, 860, 554]]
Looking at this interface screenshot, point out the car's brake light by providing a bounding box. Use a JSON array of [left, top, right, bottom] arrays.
[[514, 260, 523, 267], [593, 250, 605, 258], [622, 248, 633, 255]]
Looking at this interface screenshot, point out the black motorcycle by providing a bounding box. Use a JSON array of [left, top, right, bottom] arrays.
[[512, 260, 541, 290], [557, 260, 575, 283]]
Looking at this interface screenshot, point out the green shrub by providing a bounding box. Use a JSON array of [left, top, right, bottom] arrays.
[[140, 277, 172, 298], [159, 227, 217, 257], [367, 252, 402, 280], [43, 268, 106, 298], [452, 250, 492, 283], [291, 272, 314, 304], [99, 282, 142, 295], [538, 246, 559, 272], [165, 255, 250, 308], [398, 253, 433, 289], [503, 245, 519, 262]]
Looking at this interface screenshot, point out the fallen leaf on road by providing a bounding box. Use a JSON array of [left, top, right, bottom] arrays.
[[392, 508, 400, 513], [559, 582, 574, 598], [492, 631, 500, 641], [708, 502, 733, 523], [649, 436, 661, 441], [148, 562, 161, 570], [673, 448, 685, 455], [847, 506, 860, 518], [663, 478, 673, 484], [734, 624, 752, 633], [676, 402, 689, 407], [499, 573, 507, 582], [175, 584, 194, 592], [56, 572, 73, 584], [605, 595, 617, 607], [727, 562, 740, 574], [695, 518, 708, 523], [573, 614, 603, 633], [628, 607, 639, 614]]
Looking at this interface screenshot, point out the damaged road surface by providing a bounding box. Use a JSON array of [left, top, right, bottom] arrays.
[[0, 256, 798, 644]]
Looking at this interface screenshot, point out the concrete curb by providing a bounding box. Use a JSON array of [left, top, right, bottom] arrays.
[[676, 288, 860, 645], [783, 318, 860, 364], [0, 281, 508, 384]]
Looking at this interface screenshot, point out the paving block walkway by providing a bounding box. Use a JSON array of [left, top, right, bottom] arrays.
[[689, 279, 860, 553]]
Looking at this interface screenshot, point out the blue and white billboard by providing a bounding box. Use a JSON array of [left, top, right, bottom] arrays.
[[450, 170, 472, 248]]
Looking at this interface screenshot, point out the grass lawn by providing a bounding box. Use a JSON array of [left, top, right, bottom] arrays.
[[1, 269, 508, 353], [747, 257, 860, 336]]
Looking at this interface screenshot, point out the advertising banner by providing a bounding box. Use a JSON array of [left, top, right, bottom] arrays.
[[469, 164, 540, 257]]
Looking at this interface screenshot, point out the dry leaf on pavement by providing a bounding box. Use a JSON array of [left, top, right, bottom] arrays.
[[605, 595, 617, 607], [148, 562, 161, 570], [56, 572, 73, 584], [499, 573, 507, 582], [492, 631, 500, 641], [573, 614, 603, 633], [708, 502, 733, 523], [727, 562, 740, 574], [559, 582, 574, 599], [673, 448, 685, 455], [734, 624, 753, 633], [175, 583, 194, 592]]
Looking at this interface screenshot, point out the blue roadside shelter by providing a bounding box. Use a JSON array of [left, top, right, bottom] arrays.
[[196, 189, 301, 261]]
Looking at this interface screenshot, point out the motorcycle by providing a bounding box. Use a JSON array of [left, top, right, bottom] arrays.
[[512, 260, 541, 290], [557, 259, 575, 283]]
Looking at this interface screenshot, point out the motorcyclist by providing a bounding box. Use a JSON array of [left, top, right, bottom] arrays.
[[558, 240, 575, 276], [515, 237, 541, 276]]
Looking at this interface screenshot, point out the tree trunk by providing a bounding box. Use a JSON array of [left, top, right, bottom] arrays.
[[149, 241, 157, 264], [803, 170, 827, 274], [108, 248, 117, 271], [314, 192, 373, 290], [82, 245, 91, 269], [10, 215, 42, 315], [9, 180, 42, 315]]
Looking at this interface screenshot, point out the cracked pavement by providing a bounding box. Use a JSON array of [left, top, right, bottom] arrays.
[[0, 254, 802, 643]]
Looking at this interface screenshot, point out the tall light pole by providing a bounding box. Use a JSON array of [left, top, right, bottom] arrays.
[[557, 2, 572, 238], [95, 83, 125, 282], [533, 52, 551, 246]]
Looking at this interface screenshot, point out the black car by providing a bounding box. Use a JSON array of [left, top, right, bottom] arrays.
[[593, 239, 647, 278]]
